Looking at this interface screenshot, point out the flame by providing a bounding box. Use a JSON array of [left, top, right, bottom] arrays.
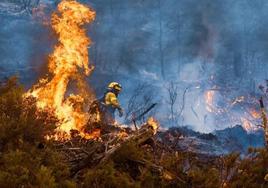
[[25, 0, 96, 140], [117, 130, 129, 139], [204, 90, 226, 115], [83, 129, 101, 140], [205, 90, 215, 113], [203, 86, 263, 132], [147, 117, 159, 135], [241, 109, 261, 132], [249, 109, 261, 119], [241, 117, 255, 132]]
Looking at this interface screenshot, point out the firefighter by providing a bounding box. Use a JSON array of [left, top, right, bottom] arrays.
[[101, 82, 123, 124]]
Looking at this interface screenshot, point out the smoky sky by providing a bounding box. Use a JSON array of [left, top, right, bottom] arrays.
[[1, 0, 268, 132], [83, 0, 268, 86]]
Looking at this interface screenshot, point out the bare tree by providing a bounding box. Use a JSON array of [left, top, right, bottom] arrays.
[[166, 82, 179, 126], [125, 83, 156, 125]]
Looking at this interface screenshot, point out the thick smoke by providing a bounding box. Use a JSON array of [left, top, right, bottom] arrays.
[[1, 0, 268, 132]]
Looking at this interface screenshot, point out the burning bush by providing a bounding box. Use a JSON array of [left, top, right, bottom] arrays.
[[25, 0, 96, 140]]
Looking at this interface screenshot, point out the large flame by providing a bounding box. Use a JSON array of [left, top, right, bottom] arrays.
[[26, 0, 96, 139]]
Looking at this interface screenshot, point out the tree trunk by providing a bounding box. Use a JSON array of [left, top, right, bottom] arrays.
[[158, 0, 165, 80]]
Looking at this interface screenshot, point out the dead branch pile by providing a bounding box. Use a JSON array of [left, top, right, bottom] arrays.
[[54, 121, 168, 178]]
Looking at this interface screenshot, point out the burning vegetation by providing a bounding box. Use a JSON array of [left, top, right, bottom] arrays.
[[25, 0, 97, 140], [1, 77, 268, 187], [204, 88, 263, 132]]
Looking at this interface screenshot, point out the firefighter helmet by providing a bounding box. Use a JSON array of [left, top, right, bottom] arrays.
[[108, 82, 122, 92]]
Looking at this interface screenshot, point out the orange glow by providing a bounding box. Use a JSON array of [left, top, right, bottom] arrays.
[[147, 117, 159, 134], [249, 109, 261, 119], [205, 90, 215, 113], [117, 130, 129, 139], [84, 129, 101, 140], [241, 117, 254, 132], [25, 0, 96, 140]]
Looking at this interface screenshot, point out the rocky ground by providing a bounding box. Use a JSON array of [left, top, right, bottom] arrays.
[[158, 125, 265, 156]]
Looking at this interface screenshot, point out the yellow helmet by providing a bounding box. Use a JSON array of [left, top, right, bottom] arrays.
[[108, 82, 122, 91]]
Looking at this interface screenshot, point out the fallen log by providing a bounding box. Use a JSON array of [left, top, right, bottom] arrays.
[[99, 121, 157, 165]]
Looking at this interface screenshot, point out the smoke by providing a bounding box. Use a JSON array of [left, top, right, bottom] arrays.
[[1, 0, 268, 132]]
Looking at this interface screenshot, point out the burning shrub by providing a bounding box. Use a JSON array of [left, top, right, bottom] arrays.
[[1, 77, 268, 187], [25, 0, 97, 140]]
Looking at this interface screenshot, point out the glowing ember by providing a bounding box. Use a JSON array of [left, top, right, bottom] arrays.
[[117, 130, 129, 139], [83, 129, 101, 140], [25, 0, 96, 139], [147, 117, 159, 134]]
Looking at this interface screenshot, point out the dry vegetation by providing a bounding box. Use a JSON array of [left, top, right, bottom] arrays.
[[0, 77, 268, 188]]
